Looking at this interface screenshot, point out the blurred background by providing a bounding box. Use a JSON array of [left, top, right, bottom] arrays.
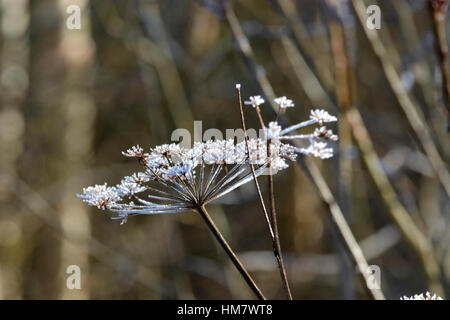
[[0, 0, 449, 299]]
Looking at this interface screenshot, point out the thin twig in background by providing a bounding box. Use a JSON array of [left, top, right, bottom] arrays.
[[0, 168, 166, 295], [275, 0, 335, 92], [325, 0, 358, 299], [392, 0, 434, 109], [135, 0, 195, 130], [280, 10, 442, 295], [280, 35, 336, 113], [327, 11, 444, 296], [223, 0, 384, 300], [278, 1, 442, 292], [352, 0, 450, 197]]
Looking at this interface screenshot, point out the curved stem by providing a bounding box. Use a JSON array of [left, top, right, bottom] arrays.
[[196, 205, 266, 300]]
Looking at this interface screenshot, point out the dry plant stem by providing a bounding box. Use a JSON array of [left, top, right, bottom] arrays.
[[267, 140, 293, 300], [430, 0, 450, 128], [328, 17, 443, 296], [196, 205, 266, 300], [223, 1, 381, 299], [352, 0, 450, 197], [236, 86, 274, 240], [236, 86, 292, 299]]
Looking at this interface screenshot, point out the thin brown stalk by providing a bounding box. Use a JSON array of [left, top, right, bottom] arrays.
[[236, 86, 274, 240], [267, 139, 293, 299], [196, 205, 266, 300], [236, 85, 292, 299]]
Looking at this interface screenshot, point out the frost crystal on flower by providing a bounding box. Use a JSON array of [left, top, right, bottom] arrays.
[[310, 109, 338, 125], [121, 145, 144, 158], [244, 95, 265, 108], [78, 138, 297, 223], [78, 183, 121, 210], [265, 121, 282, 140], [400, 292, 443, 300], [274, 96, 294, 109], [314, 126, 338, 141], [297, 141, 334, 159], [79, 88, 338, 224]]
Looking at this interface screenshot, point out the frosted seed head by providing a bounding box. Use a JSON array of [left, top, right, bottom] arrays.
[[314, 126, 338, 141], [274, 96, 294, 109], [122, 145, 144, 157], [310, 109, 338, 125], [265, 121, 282, 140], [78, 183, 121, 210], [302, 141, 334, 159]]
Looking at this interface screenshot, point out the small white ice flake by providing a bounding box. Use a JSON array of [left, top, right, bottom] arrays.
[[244, 95, 265, 108], [310, 109, 338, 125]]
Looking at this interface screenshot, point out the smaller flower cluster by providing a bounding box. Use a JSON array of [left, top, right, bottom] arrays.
[[79, 183, 122, 211], [246, 93, 339, 160], [400, 292, 443, 300]]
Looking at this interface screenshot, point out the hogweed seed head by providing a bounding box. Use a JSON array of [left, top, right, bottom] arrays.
[[314, 126, 338, 141], [79, 88, 338, 223]]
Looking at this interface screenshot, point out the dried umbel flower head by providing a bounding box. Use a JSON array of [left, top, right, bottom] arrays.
[[78, 87, 338, 224], [78, 138, 297, 224]]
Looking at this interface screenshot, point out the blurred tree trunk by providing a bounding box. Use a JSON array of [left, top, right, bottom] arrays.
[[0, 0, 29, 299], [57, 0, 95, 299]]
